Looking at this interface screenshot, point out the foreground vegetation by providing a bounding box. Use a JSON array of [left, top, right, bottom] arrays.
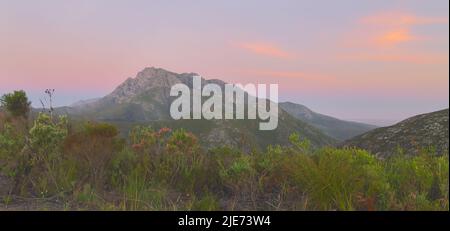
[[0, 91, 448, 211]]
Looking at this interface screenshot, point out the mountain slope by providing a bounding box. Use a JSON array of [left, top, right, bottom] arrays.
[[342, 109, 449, 158], [279, 102, 377, 141], [63, 67, 336, 149]]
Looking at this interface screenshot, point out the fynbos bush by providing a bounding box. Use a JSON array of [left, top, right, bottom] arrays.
[[0, 111, 447, 211]]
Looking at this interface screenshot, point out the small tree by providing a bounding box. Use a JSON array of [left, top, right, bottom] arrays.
[[0, 90, 31, 118]]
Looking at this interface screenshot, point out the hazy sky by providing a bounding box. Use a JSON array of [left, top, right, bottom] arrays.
[[1, 0, 448, 122]]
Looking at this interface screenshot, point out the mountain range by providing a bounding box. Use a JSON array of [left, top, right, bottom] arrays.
[[55, 67, 341, 149], [279, 102, 377, 141], [49, 67, 448, 155]]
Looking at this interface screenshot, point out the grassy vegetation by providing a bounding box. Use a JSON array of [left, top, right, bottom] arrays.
[[0, 110, 448, 211]]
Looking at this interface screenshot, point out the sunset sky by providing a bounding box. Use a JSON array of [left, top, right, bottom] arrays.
[[1, 0, 448, 124]]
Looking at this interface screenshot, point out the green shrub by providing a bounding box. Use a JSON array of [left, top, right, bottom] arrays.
[[0, 90, 31, 118], [1, 111, 448, 211], [291, 148, 389, 211], [63, 122, 124, 191], [385, 152, 449, 210], [26, 113, 68, 196], [0, 122, 25, 177]]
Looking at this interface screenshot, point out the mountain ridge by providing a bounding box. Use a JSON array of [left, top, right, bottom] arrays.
[[342, 108, 449, 158], [56, 67, 337, 149], [35, 67, 448, 154], [279, 102, 377, 141], [68, 67, 377, 142]]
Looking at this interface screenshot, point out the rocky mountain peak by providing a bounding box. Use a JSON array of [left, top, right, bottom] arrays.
[[105, 67, 233, 105], [136, 67, 175, 80], [106, 67, 187, 103], [281, 102, 314, 119]]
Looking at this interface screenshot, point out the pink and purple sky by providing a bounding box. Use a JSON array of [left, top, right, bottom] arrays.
[[1, 0, 448, 124]]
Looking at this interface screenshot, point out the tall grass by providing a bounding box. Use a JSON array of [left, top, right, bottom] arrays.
[[0, 113, 448, 211]]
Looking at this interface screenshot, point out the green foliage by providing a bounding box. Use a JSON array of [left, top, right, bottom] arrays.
[[294, 148, 389, 210], [0, 112, 448, 211], [289, 132, 311, 152], [29, 113, 68, 155], [64, 122, 124, 191], [152, 128, 207, 193], [84, 122, 119, 138], [384, 152, 449, 210], [129, 125, 157, 150], [0, 90, 31, 118], [26, 113, 69, 196], [166, 129, 198, 154], [110, 126, 211, 209], [216, 148, 255, 192], [0, 122, 26, 183], [190, 194, 220, 211]]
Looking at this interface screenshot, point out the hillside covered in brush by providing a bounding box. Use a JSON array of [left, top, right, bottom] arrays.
[[343, 109, 449, 158]]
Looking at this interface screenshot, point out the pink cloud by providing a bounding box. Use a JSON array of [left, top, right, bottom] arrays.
[[344, 11, 448, 48], [237, 42, 295, 59], [360, 11, 449, 27], [375, 28, 418, 46], [338, 11, 448, 64], [339, 52, 448, 65]]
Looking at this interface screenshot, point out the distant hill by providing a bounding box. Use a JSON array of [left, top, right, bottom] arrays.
[[54, 67, 336, 149], [279, 102, 377, 141], [342, 109, 449, 158], [69, 98, 100, 107], [344, 118, 398, 127]]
